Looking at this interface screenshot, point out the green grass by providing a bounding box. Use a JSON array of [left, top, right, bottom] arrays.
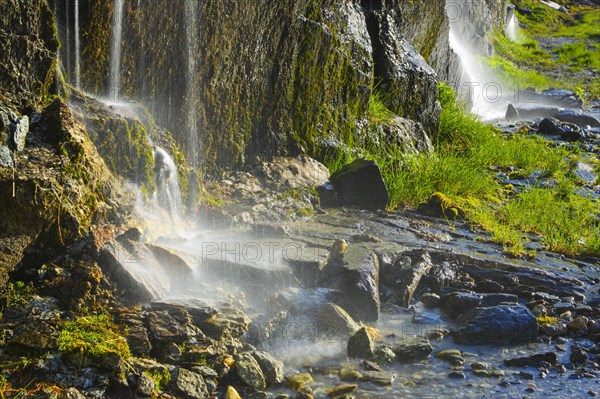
[[58, 314, 130, 361]]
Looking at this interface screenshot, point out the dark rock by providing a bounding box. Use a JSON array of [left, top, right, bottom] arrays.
[[59, 388, 88, 399], [318, 246, 380, 322], [252, 351, 284, 387], [329, 159, 389, 210], [373, 345, 397, 364], [147, 306, 203, 345], [347, 327, 374, 359], [168, 367, 209, 399], [453, 305, 538, 344], [556, 110, 600, 128], [539, 117, 581, 137], [504, 352, 558, 367], [385, 250, 433, 307], [317, 182, 340, 208], [392, 337, 433, 362], [506, 103, 520, 120], [570, 347, 589, 364], [317, 303, 360, 337], [442, 292, 518, 319], [0, 145, 13, 168], [448, 371, 465, 379], [361, 360, 382, 372], [117, 227, 143, 242], [506, 104, 562, 120], [234, 352, 267, 391], [420, 293, 440, 307]]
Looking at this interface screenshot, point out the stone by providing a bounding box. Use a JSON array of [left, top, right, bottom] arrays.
[[252, 351, 284, 386], [505, 104, 562, 120], [373, 345, 396, 364], [9, 115, 29, 152], [538, 117, 583, 141], [0, 145, 13, 168], [347, 327, 374, 359], [325, 384, 357, 397], [340, 368, 362, 382], [442, 292, 518, 319], [234, 353, 267, 391], [392, 337, 433, 362], [318, 247, 380, 322], [453, 305, 538, 344], [448, 371, 465, 379], [386, 250, 433, 307], [168, 368, 209, 399], [420, 293, 440, 307], [471, 362, 489, 370], [136, 373, 155, 398], [435, 349, 462, 361], [59, 388, 88, 399], [256, 156, 329, 191], [147, 307, 202, 345], [286, 373, 313, 390], [329, 159, 389, 210], [504, 352, 558, 367], [226, 386, 242, 399], [360, 371, 395, 386], [317, 303, 360, 337], [568, 316, 589, 332], [570, 347, 589, 364]]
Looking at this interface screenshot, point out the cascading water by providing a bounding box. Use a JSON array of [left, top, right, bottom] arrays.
[[506, 14, 521, 42], [74, 0, 80, 88], [447, 2, 508, 120], [185, 0, 199, 166], [109, 0, 125, 101], [152, 146, 184, 220], [65, 0, 71, 80]]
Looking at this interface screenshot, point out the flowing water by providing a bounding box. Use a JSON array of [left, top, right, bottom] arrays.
[[109, 0, 125, 101], [152, 146, 184, 220], [74, 0, 80, 89], [506, 14, 521, 43]]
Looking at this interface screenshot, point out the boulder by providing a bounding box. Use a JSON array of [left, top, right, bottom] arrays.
[[255, 156, 329, 191], [329, 159, 389, 211], [168, 367, 209, 399], [318, 246, 380, 322], [347, 327, 374, 359], [252, 351, 284, 387], [538, 117, 581, 136], [391, 337, 433, 362], [452, 305, 538, 344], [359, 371, 395, 386], [317, 303, 361, 337], [505, 103, 562, 120], [234, 353, 267, 391]]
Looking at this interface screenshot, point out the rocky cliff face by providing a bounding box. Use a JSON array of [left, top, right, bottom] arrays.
[[56, 0, 508, 171]]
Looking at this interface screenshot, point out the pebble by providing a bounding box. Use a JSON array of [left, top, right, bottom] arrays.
[[470, 362, 489, 370], [448, 371, 465, 379], [568, 316, 589, 331]]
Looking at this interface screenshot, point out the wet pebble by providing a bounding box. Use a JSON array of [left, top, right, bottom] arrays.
[[470, 361, 489, 370], [448, 371, 465, 379]]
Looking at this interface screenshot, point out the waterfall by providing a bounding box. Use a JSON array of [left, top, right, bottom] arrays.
[[506, 14, 521, 42], [152, 146, 184, 219], [447, 2, 508, 120], [185, 0, 199, 166], [109, 0, 125, 101], [74, 0, 81, 89]]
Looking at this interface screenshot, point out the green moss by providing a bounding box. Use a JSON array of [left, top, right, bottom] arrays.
[[82, 0, 113, 93], [144, 369, 171, 391], [58, 314, 130, 360]]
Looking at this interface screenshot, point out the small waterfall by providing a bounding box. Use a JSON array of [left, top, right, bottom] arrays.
[[153, 146, 184, 219], [74, 0, 81, 88], [506, 14, 521, 42], [109, 0, 125, 101], [448, 6, 508, 120], [185, 0, 199, 166]]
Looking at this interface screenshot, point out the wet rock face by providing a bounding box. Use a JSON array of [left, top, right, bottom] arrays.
[[0, 0, 59, 108], [63, 0, 505, 170]]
